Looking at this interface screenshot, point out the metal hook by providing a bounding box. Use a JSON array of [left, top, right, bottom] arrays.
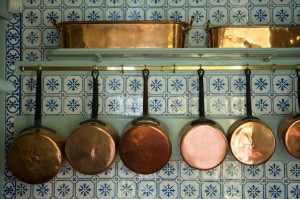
[[93, 65, 98, 71], [161, 66, 164, 72], [272, 64, 276, 73], [173, 65, 176, 73], [37, 65, 42, 71], [121, 65, 124, 74]]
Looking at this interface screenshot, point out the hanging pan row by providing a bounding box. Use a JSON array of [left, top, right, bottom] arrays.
[[6, 68, 300, 184]]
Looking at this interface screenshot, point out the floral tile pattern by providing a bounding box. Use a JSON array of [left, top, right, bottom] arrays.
[[3, 0, 300, 198]]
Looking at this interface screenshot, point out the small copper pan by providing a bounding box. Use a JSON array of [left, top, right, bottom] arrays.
[[119, 69, 172, 174], [179, 69, 228, 170], [65, 70, 119, 175], [228, 69, 275, 165], [7, 69, 65, 184], [278, 69, 300, 159]]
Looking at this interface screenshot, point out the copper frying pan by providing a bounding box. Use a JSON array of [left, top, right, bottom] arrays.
[[179, 69, 228, 170], [65, 70, 119, 175], [7, 68, 65, 184], [278, 69, 300, 158], [119, 69, 172, 174], [227, 68, 275, 165]]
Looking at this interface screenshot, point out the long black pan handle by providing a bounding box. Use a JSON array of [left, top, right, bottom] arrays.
[[34, 69, 42, 128], [143, 69, 149, 116], [245, 68, 253, 117], [198, 69, 205, 118], [297, 69, 300, 113], [91, 69, 99, 120]]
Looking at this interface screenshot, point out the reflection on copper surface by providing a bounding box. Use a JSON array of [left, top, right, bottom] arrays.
[[284, 120, 300, 158], [180, 124, 228, 170], [229, 121, 275, 165]]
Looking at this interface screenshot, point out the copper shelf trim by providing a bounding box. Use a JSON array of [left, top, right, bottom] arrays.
[[20, 64, 300, 72]]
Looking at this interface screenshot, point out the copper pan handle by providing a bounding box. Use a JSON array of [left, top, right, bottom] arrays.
[[34, 68, 42, 128], [132, 116, 160, 126], [183, 16, 194, 31], [50, 17, 61, 35]]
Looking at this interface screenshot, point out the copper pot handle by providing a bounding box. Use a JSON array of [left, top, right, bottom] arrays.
[[50, 17, 61, 36], [132, 116, 160, 126], [183, 16, 194, 31]]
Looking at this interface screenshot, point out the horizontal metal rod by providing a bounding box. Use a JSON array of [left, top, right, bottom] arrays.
[[20, 65, 300, 72]]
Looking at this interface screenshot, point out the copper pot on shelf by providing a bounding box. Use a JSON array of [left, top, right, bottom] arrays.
[[64, 69, 119, 175], [179, 69, 228, 170], [278, 69, 300, 159], [119, 69, 172, 174], [227, 68, 276, 165], [7, 68, 65, 184]]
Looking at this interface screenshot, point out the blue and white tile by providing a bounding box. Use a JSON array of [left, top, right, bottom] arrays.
[[208, 7, 228, 26], [209, 76, 228, 94], [223, 161, 242, 180], [84, 96, 103, 114], [84, 8, 103, 21], [252, 75, 271, 94], [266, 183, 285, 199], [23, 9, 41, 27], [126, 76, 143, 94], [159, 161, 178, 179], [33, 183, 53, 198], [125, 96, 143, 116], [188, 97, 200, 115], [84, 75, 103, 94], [106, 76, 124, 94], [126, 8, 145, 21], [43, 9, 62, 26], [167, 76, 186, 95], [105, 96, 124, 115], [23, 49, 42, 61], [117, 161, 136, 179], [188, 75, 200, 94], [105, 8, 125, 21], [244, 165, 264, 180], [231, 76, 246, 94], [64, 8, 84, 21], [252, 96, 272, 115], [265, 161, 285, 180], [273, 75, 293, 94], [180, 180, 199, 199], [15, 181, 31, 198], [189, 8, 207, 25], [63, 76, 83, 94], [22, 75, 37, 94], [63, 97, 83, 114], [23, 29, 42, 47], [97, 181, 115, 198], [188, 29, 206, 47], [148, 97, 166, 115], [273, 96, 292, 114], [58, 163, 74, 179], [251, 6, 270, 24], [180, 161, 200, 180], [149, 76, 166, 94], [223, 181, 242, 199], [43, 96, 61, 114], [44, 76, 62, 93], [210, 0, 227, 6], [54, 181, 73, 198], [168, 96, 187, 115], [250, 0, 269, 5], [43, 28, 60, 47], [272, 6, 292, 24], [202, 182, 220, 199], [208, 96, 229, 115], [159, 181, 178, 198], [288, 182, 300, 199], [202, 166, 221, 180], [146, 8, 165, 20], [138, 181, 157, 199], [230, 7, 249, 25], [43, 0, 62, 7], [244, 182, 264, 199], [75, 181, 94, 198], [117, 181, 137, 198], [167, 8, 186, 22], [21, 95, 35, 114], [287, 161, 300, 180], [231, 97, 246, 116]]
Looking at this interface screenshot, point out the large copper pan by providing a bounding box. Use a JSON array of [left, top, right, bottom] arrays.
[[278, 69, 300, 159], [65, 70, 119, 175], [119, 69, 172, 174], [227, 69, 275, 165], [179, 69, 228, 170], [207, 21, 300, 48], [50, 17, 194, 48], [7, 69, 65, 184]]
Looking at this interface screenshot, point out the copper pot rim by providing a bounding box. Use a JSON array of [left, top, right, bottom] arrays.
[[57, 20, 190, 26], [280, 118, 300, 159]]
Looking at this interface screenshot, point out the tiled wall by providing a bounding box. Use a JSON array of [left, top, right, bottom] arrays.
[[3, 0, 300, 198]]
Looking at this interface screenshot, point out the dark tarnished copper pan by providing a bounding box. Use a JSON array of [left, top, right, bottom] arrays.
[[119, 69, 172, 174], [278, 69, 300, 159], [7, 69, 65, 184], [227, 69, 275, 165], [65, 70, 119, 175], [179, 69, 228, 170]]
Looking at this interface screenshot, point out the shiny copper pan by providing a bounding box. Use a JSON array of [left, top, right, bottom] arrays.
[[227, 69, 275, 165], [278, 69, 300, 159], [119, 69, 172, 174], [65, 70, 119, 175], [7, 69, 65, 184], [179, 69, 228, 170]]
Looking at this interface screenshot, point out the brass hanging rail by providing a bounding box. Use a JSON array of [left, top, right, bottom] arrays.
[[19, 65, 300, 72]]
